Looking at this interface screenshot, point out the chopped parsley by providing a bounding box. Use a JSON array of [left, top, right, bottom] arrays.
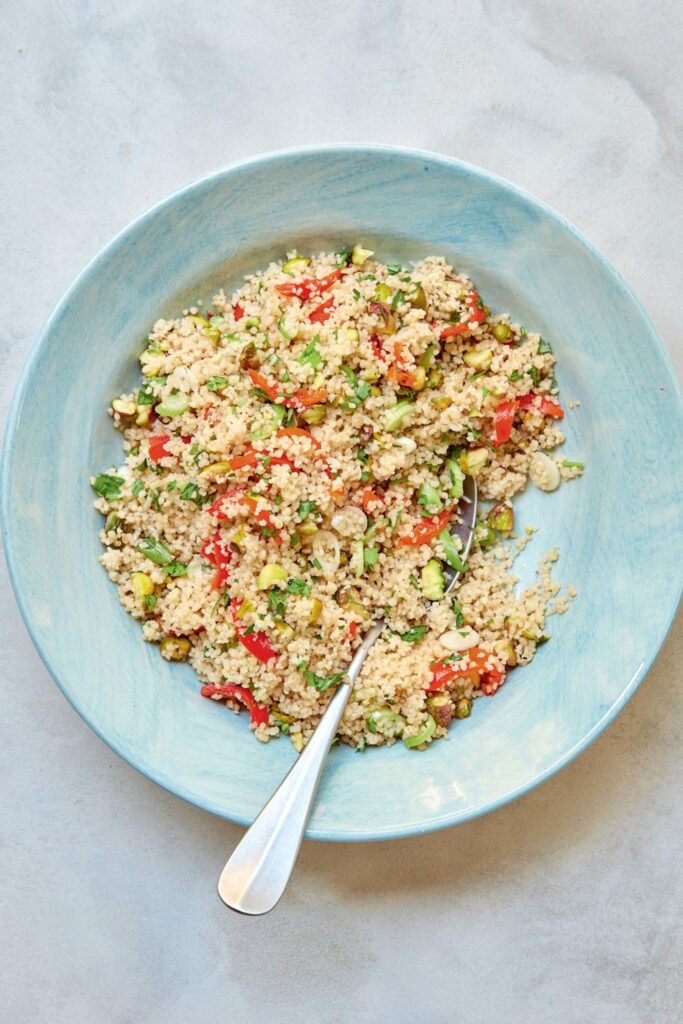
[[143, 594, 157, 610], [136, 381, 156, 405], [287, 579, 311, 596], [267, 589, 287, 618], [162, 561, 187, 577], [390, 289, 404, 310], [298, 500, 318, 521], [508, 370, 522, 382], [561, 460, 585, 470], [91, 473, 124, 500], [131, 479, 144, 498], [298, 335, 324, 368], [386, 264, 401, 274], [451, 598, 465, 628], [527, 366, 540, 387], [299, 663, 346, 693], [409, 573, 420, 590], [537, 338, 553, 355], [400, 625, 428, 643]]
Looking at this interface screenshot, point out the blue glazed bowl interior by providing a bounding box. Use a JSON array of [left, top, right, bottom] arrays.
[[3, 146, 682, 840]]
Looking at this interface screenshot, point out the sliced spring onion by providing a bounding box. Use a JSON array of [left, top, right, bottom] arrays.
[[311, 531, 341, 573], [403, 714, 437, 748], [367, 707, 406, 736], [438, 532, 471, 573], [257, 563, 288, 589], [446, 457, 464, 499], [383, 399, 414, 432], [155, 392, 190, 417], [350, 538, 364, 577], [278, 315, 299, 341], [418, 482, 443, 516]]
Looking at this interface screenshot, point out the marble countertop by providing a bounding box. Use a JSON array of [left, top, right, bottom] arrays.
[[1, 2, 681, 1021]]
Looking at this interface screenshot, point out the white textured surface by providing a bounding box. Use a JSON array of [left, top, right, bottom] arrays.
[[1, 2, 681, 1021]]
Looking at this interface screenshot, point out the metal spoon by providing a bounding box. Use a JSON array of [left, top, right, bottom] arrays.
[[217, 476, 478, 915]]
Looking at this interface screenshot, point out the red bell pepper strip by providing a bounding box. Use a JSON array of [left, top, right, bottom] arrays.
[[200, 683, 270, 726], [465, 291, 485, 324], [233, 303, 245, 321], [360, 488, 383, 514], [247, 369, 281, 402], [275, 267, 344, 301], [518, 393, 564, 419], [201, 531, 233, 589], [370, 334, 386, 362], [439, 322, 470, 340], [288, 388, 328, 408], [148, 434, 172, 462], [349, 620, 359, 640], [228, 451, 260, 471], [387, 364, 419, 389], [246, 369, 327, 410], [426, 648, 506, 695], [230, 600, 277, 663], [396, 508, 454, 547], [309, 296, 335, 323], [276, 426, 321, 448], [208, 489, 280, 542], [207, 488, 247, 518], [493, 401, 517, 447]]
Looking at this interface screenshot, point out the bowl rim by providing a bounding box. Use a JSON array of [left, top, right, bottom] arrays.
[[2, 143, 682, 842]]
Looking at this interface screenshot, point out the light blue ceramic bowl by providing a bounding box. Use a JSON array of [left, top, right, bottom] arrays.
[[3, 146, 682, 841]]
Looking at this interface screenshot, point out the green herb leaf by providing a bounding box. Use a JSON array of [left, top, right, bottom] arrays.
[[561, 459, 585, 469], [298, 336, 324, 368], [137, 536, 174, 566], [161, 561, 187, 577], [92, 473, 125, 500], [537, 338, 553, 355], [386, 264, 401, 274], [179, 482, 203, 506], [287, 579, 311, 596], [391, 289, 404, 310], [207, 376, 230, 392], [136, 381, 156, 405], [302, 667, 346, 692], [144, 594, 157, 610], [508, 370, 522, 382], [451, 598, 465, 628], [400, 625, 428, 643], [527, 366, 540, 387], [267, 589, 288, 618], [298, 500, 318, 521]]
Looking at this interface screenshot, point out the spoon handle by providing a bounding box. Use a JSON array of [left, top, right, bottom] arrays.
[[218, 621, 384, 915]]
